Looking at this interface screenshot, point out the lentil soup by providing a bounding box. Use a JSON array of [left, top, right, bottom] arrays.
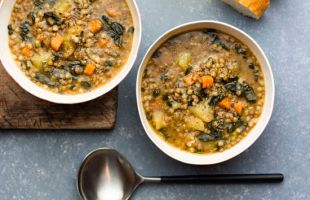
[[8, 0, 134, 94], [141, 29, 265, 154]]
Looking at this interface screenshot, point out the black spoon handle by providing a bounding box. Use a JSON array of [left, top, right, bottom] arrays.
[[159, 174, 284, 184]]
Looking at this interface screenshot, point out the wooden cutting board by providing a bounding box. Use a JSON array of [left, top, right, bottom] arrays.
[[0, 62, 117, 129]]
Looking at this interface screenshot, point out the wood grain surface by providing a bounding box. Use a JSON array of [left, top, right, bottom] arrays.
[[0, 63, 117, 129]]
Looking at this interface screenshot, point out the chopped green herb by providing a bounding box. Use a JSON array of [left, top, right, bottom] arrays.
[[127, 26, 135, 33], [160, 71, 168, 82], [226, 118, 244, 133], [44, 12, 63, 26], [187, 95, 193, 106], [70, 65, 84, 75], [80, 81, 92, 89], [105, 60, 113, 67], [194, 88, 208, 100], [197, 133, 217, 142], [162, 93, 172, 107], [184, 66, 192, 75], [159, 128, 169, 138], [34, 0, 44, 7], [248, 63, 255, 69], [152, 88, 161, 97], [19, 22, 31, 41], [152, 50, 161, 59], [234, 43, 247, 55], [8, 24, 14, 35], [28, 12, 36, 25], [203, 29, 229, 50]]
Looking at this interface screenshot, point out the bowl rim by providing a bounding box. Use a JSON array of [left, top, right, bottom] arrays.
[[0, 0, 142, 104], [136, 20, 275, 165]]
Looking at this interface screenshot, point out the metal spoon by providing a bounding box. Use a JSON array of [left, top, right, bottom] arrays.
[[77, 148, 283, 200]]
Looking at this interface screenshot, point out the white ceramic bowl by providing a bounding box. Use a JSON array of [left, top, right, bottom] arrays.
[[0, 0, 141, 104], [136, 21, 274, 165]]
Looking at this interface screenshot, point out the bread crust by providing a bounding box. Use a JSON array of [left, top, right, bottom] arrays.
[[224, 0, 270, 19]]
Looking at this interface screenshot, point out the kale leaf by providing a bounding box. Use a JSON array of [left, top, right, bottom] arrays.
[[209, 94, 225, 106], [44, 12, 63, 26], [102, 15, 125, 47], [8, 24, 14, 35], [19, 22, 31, 41], [224, 78, 257, 103]]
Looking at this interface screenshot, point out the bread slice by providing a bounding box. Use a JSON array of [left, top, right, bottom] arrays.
[[223, 0, 270, 19]]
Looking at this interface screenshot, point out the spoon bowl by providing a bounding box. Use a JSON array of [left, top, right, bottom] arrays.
[[77, 148, 148, 200]]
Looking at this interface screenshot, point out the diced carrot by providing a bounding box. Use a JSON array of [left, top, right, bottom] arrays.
[[201, 75, 214, 88], [51, 33, 64, 51], [184, 75, 195, 86], [218, 97, 231, 110], [97, 39, 107, 48], [88, 19, 103, 33], [234, 102, 244, 114], [107, 7, 120, 17], [152, 99, 164, 109], [84, 62, 96, 76], [21, 46, 32, 57]]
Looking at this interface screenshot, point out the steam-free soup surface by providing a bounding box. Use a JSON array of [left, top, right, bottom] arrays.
[[142, 29, 265, 154], [8, 0, 134, 94]]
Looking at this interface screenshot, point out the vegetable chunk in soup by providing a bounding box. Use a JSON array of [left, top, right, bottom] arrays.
[[8, 0, 134, 94], [141, 29, 265, 154]]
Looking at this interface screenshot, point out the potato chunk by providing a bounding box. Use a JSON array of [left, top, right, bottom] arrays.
[[62, 26, 82, 58], [31, 52, 52, 69], [67, 26, 83, 36], [185, 116, 205, 131], [177, 52, 191, 71], [152, 110, 167, 130], [55, 0, 72, 16], [62, 40, 76, 58], [189, 102, 214, 123]]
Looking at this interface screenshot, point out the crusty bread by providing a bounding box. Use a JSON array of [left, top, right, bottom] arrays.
[[223, 0, 270, 19]]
